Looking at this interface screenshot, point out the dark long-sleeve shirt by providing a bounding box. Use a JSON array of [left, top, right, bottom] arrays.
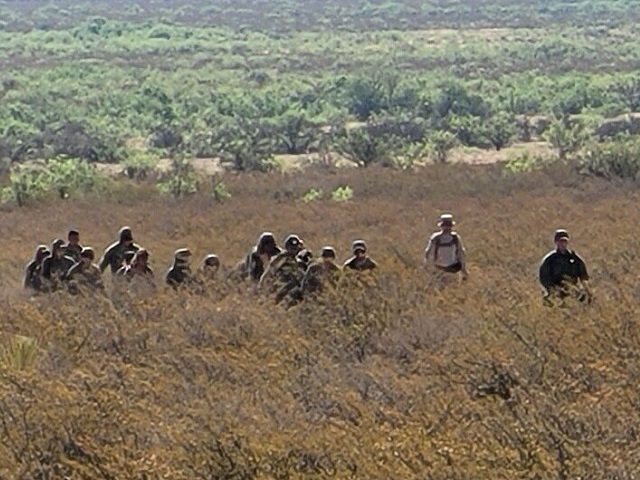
[[539, 249, 589, 291]]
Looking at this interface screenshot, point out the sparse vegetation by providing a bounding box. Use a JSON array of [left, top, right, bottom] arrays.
[[2, 0, 640, 477]]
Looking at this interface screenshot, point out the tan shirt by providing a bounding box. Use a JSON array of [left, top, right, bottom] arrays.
[[424, 232, 466, 269]]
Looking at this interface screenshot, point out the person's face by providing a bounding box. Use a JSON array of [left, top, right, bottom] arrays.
[[54, 247, 63, 258], [441, 223, 453, 234], [354, 249, 365, 259], [68, 234, 80, 246], [81, 256, 91, 265], [556, 238, 569, 252]]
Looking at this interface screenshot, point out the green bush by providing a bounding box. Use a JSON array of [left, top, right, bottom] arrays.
[[331, 185, 354, 202], [302, 188, 323, 203], [578, 138, 640, 180], [157, 157, 200, 198], [120, 152, 158, 181], [1, 157, 99, 206]]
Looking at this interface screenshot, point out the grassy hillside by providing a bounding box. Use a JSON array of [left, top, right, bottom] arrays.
[[2, 164, 640, 477]]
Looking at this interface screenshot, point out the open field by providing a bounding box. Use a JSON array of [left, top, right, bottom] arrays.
[[3, 165, 640, 477]]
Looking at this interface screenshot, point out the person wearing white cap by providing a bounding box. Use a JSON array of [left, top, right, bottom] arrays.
[[424, 213, 468, 280]]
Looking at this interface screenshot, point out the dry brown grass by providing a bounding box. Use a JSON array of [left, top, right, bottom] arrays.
[[2, 163, 640, 478]]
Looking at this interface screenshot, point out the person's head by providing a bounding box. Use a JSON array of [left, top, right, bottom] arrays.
[[320, 246, 336, 263], [174, 248, 192, 266], [257, 232, 277, 255], [284, 234, 303, 255], [438, 213, 455, 234], [80, 247, 95, 265], [352, 240, 367, 259], [51, 239, 65, 258], [34, 244, 48, 262], [554, 229, 570, 252], [118, 226, 134, 246], [67, 229, 80, 246], [132, 249, 149, 267], [297, 249, 313, 265], [202, 254, 220, 272]]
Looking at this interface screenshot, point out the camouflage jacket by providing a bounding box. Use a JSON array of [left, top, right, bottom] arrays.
[[99, 242, 141, 274]]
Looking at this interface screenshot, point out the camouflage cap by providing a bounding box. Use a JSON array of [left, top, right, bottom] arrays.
[[80, 247, 95, 260], [258, 231, 276, 244], [174, 248, 192, 260], [203, 254, 220, 267], [284, 234, 302, 249], [554, 229, 570, 242], [321, 246, 336, 259], [118, 226, 133, 242], [51, 238, 65, 251], [352, 239, 367, 253]]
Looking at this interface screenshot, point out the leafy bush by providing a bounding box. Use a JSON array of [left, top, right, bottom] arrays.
[[331, 185, 353, 202], [428, 130, 459, 164], [544, 117, 590, 160], [578, 137, 640, 180], [157, 157, 199, 198], [120, 152, 158, 181], [211, 177, 231, 202], [504, 151, 553, 174], [334, 128, 390, 167], [302, 187, 323, 203], [1, 157, 99, 206]]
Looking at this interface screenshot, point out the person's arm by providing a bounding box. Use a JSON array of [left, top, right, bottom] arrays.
[[98, 246, 112, 273], [539, 254, 554, 293], [575, 253, 589, 282], [424, 236, 435, 265], [41, 258, 51, 279], [258, 256, 279, 288], [23, 263, 34, 289]]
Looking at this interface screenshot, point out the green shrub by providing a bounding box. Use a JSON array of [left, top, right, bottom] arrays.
[[504, 151, 552, 174], [1, 157, 99, 206], [157, 157, 200, 198], [331, 185, 353, 202], [302, 188, 323, 203], [211, 177, 231, 202], [120, 152, 158, 181], [578, 138, 640, 180]]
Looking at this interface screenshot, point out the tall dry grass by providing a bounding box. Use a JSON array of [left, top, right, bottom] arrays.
[[1, 164, 640, 478]]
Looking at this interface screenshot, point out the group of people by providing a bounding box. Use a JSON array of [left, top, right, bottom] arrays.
[[22, 214, 591, 305]]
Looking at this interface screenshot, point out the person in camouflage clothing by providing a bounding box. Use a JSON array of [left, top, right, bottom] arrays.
[[259, 234, 305, 304], [296, 248, 314, 271], [243, 232, 282, 282], [301, 246, 341, 296], [65, 247, 104, 293], [165, 248, 193, 289], [343, 240, 378, 272], [41, 239, 75, 291], [99, 226, 140, 274], [62, 229, 83, 263], [23, 245, 49, 291], [197, 254, 221, 282]]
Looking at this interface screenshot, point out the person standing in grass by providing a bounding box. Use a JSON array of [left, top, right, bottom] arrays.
[[65, 247, 104, 293], [165, 248, 194, 288], [99, 226, 141, 274], [62, 229, 83, 263], [23, 245, 49, 292], [539, 229, 591, 303], [343, 240, 378, 272], [41, 239, 75, 291], [424, 213, 469, 280]]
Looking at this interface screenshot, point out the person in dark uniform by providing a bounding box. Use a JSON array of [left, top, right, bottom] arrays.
[[539, 229, 591, 303], [165, 248, 193, 288], [343, 240, 378, 272], [259, 234, 305, 304], [302, 246, 342, 296], [99, 226, 141, 274], [65, 247, 104, 293], [242, 232, 282, 282], [23, 245, 49, 291], [62, 229, 83, 263], [41, 239, 75, 291]]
